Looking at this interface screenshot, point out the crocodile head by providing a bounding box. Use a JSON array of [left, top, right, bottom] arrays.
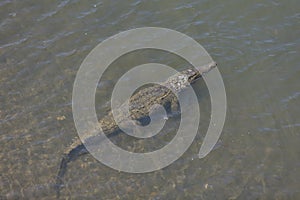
[[184, 61, 217, 84], [166, 61, 217, 91]]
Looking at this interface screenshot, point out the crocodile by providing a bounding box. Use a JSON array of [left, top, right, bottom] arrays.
[[55, 61, 217, 197]]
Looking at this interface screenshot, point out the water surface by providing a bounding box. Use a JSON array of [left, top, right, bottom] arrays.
[[0, 0, 299, 199]]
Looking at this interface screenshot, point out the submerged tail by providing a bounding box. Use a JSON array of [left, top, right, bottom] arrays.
[[55, 154, 69, 198], [55, 138, 87, 198]]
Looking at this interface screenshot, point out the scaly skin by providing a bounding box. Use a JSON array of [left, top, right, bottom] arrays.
[[55, 61, 217, 197]]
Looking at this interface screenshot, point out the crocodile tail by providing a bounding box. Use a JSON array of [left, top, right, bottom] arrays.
[[55, 154, 69, 198], [55, 138, 87, 198]]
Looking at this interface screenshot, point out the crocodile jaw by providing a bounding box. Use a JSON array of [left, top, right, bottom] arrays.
[[196, 61, 217, 75]]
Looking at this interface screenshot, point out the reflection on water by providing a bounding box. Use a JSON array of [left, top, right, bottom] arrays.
[[0, 0, 299, 199]]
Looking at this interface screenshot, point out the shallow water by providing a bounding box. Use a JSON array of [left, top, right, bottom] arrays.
[[0, 0, 299, 199]]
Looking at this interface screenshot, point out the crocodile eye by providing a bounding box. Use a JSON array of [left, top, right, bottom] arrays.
[[188, 74, 196, 81]]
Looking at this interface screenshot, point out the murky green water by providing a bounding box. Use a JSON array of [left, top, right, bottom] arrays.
[[1, 0, 299, 199]]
